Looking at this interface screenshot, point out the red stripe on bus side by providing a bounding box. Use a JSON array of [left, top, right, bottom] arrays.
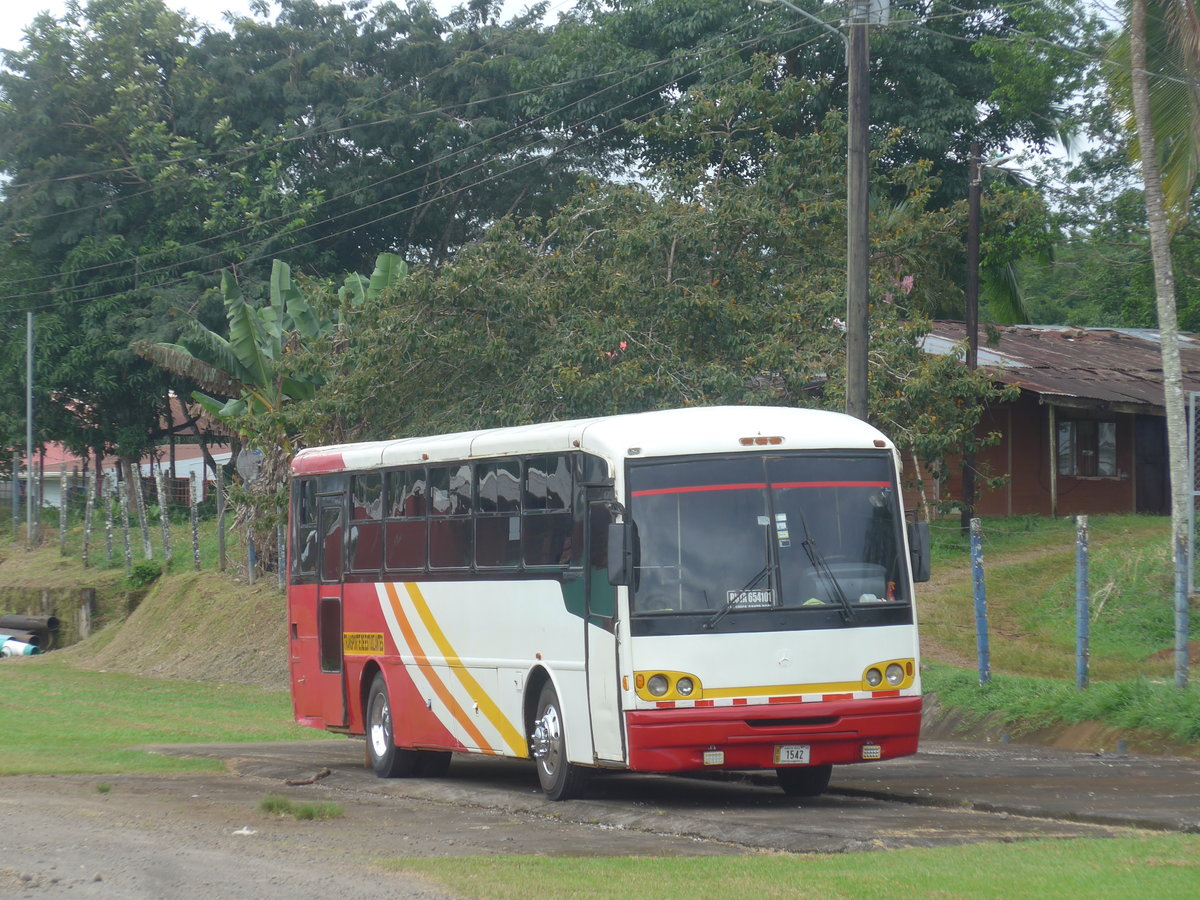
[[631, 480, 890, 498], [773, 481, 891, 489], [822, 693, 854, 702], [631, 483, 765, 497]]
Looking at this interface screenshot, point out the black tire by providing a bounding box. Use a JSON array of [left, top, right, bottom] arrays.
[[365, 673, 418, 778], [530, 681, 589, 801], [776, 763, 833, 797]]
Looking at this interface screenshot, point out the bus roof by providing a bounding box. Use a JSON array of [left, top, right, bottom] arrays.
[[291, 406, 893, 476]]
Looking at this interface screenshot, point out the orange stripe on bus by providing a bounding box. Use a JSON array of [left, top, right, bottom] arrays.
[[382, 583, 495, 754], [403, 583, 528, 758]]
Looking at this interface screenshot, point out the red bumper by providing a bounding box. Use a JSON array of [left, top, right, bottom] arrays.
[[625, 695, 922, 772]]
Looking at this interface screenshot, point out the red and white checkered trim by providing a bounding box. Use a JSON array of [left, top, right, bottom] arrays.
[[652, 689, 903, 709]]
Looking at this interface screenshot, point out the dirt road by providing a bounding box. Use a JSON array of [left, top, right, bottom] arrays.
[[9, 735, 1199, 898]]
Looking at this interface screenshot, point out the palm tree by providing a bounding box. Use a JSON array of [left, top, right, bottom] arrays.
[[1112, 0, 1199, 687]]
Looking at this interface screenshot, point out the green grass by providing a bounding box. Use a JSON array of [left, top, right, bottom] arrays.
[[921, 515, 1188, 681], [924, 665, 1200, 743], [17, 499, 248, 579], [0, 656, 322, 775], [260, 794, 344, 820], [387, 835, 1200, 899]]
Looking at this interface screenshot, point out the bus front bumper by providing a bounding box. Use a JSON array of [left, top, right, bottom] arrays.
[[623, 695, 922, 772]]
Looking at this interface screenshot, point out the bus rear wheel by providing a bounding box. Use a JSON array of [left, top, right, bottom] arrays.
[[366, 673, 418, 778], [776, 763, 832, 797], [531, 681, 588, 801]]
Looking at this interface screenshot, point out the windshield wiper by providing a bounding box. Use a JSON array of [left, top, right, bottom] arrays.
[[793, 505, 855, 623], [703, 562, 771, 630]]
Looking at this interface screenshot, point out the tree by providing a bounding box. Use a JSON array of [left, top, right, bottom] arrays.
[[1117, 0, 1200, 687], [529, 0, 1095, 204], [135, 251, 406, 560], [286, 67, 1008, 503], [0, 0, 322, 464]]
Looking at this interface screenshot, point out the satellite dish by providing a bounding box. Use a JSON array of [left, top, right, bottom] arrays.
[[235, 448, 264, 483]]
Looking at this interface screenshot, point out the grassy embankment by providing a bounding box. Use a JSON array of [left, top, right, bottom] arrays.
[[918, 514, 1199, 749], [2, 511, 1198, 757], [3, 513, 1200, 897]]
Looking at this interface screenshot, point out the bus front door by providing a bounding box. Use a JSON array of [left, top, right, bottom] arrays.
[[586, 499, 625, 762], [316, 498, 347, 728]]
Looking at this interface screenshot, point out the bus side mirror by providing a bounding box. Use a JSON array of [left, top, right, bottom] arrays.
[[907, 521, 931, 583], [607, 521, 636, 586]]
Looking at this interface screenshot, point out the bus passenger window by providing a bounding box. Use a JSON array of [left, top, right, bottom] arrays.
[[476, 460, 520, 568], [384, 469, 427, 571], [351, 473, 383, 520], [524, 512, 573, 567], [525, 455, 571, 510], [429, 465, 472, 568]]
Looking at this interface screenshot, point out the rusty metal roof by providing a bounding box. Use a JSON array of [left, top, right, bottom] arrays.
[[924, 322, 1200, 411]]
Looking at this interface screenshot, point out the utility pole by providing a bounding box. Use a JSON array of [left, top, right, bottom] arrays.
[[845, 0, 870, 421], [960, 143, 981, 534], [25, 311, 34, 546]]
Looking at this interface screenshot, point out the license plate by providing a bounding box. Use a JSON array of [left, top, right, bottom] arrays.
[[774, 744, 811, 765]]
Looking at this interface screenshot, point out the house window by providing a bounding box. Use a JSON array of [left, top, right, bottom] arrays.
[[1057, 419, 1116, 477]]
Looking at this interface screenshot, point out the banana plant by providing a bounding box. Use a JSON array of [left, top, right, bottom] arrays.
[[134, 252, 406, 433]]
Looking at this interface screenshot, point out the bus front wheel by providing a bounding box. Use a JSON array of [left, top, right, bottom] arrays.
[[776, 763, 832, 797], [366, 673, 418, 778], [531, 681, 588, 801]]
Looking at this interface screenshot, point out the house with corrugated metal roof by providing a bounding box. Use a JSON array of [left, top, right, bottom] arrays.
[[923, 322, 1200, 517]]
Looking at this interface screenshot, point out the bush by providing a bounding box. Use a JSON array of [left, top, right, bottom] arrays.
[[125, 560, 163, 589]]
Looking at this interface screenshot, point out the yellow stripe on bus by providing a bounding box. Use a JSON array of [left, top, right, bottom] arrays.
[[381, 583, 496, 754], [403, 582, 530, 758]]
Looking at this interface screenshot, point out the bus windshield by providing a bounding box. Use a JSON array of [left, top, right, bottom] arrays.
[[628, 453, 909, 617]]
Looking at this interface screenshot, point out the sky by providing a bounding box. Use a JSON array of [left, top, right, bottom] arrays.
[[2, 1, 260, 53], [0, 1, 547, 56]]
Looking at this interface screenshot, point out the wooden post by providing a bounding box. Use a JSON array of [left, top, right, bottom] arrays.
[[1075, 516, 1090, 690], [190, 472, 201, 572], [59, 463, 68, 555], [215, 465, 227, 572], [119, 476, 133, 576], [82, 471, 96, 569], [132, 463, 152, 560], [104, 473, 115, 562], [970, 517, 991, 685], [155, 469, 172, 565]]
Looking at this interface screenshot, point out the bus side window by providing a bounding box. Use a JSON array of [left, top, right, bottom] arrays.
[[292, 479, 319, 580], [385, 468, 427, 571], [476, 460, 521, 568], [349, 473, 383, 574], [524, 455, 574, 567], [429, 464, 473, 568]]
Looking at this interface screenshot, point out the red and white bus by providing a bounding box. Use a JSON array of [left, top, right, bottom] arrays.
[[288, 406, 928, 800]]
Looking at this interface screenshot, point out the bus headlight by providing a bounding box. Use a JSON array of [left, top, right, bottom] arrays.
[[885, 663, 905, 686], [634, 671, 703, 701], [865, 667, 883, 687]]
